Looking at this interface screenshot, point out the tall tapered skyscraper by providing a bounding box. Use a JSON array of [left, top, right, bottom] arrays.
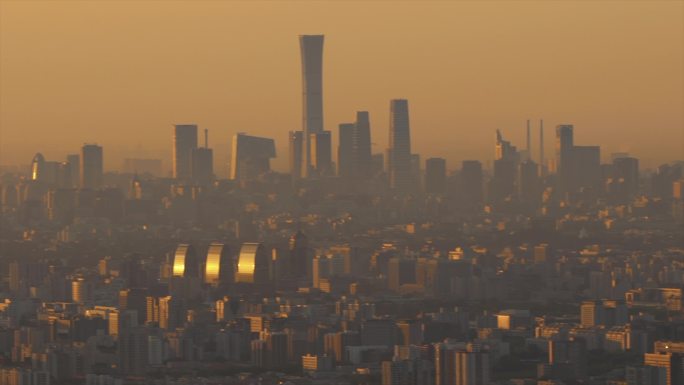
[[387, 99, 412, 192], [173, 124, 198, 180], [299, 35, 329, 178]]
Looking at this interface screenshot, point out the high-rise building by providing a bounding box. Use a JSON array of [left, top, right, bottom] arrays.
[[518, 159, 540, 207], [353, 111, 373, 178], [81, 144, 103, 189], [425, 158, 447, 194], [191, 129, 213, 185], [556, 124, 574, 194], [173, 124, 198, 180], [612, 156, 639, 198], [158, 296, 185, 331], [289, 230, 309, 280], [66, 154, 80, 187], [455, 345, 490, 385], [580, 300, 604, 327], [72, 277, 87, 304], [644, 351, 683, 385], [554, 124, 602, 198], [546, 338, 588, 380], [118, 326, 149, 375], [388, 99, 412, 192], [310, 131, 332, 176], [289, 131, 304, 180], [30, 153, 45, 182], [387, 257, 416, 292], [191, 148, 213, 185], [230, 133, 276, 180], [300, 35, 327, 178], [338, 123, 355, 178], [338, 111, 373, 180], [491, 130, 519, 203], [397, 320, 423, 346], [573, 145, 601, 194], [459, 160, 484, 210]]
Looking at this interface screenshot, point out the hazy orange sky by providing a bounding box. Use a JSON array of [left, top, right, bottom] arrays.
[[1, 1, 682, 175]]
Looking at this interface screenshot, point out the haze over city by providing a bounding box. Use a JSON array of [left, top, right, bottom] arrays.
[[1, 1, 682, 175]]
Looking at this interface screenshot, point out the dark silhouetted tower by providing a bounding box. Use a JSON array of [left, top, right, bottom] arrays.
[[612, 157, 639, 198], [338, 123, 355, 178], [300, 35, 328, 178], [492, 130, 519, 203], [460, 160, 483, 211], [556, 124, 574, 194], [388, 99, 412, 192], [230, 133, 276, 180], [353, 111, 372, 178], [173, 124, 198, 180], [425, 158, 447, 194], [66, 154, 80, 187], [81, 144, 103, 189], [191, 129, 213, 185], [289, 231, 309, 280], [289, 131, 304, 180], [518, 159, 540, 207]]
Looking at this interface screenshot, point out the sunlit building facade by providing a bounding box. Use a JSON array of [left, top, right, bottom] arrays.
[[205, 243, 233, 288], [172, 244, 198, 278], [235, 243, 270, 284]]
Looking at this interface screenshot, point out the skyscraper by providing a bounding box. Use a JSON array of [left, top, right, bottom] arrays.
[[289, 131, 304, 180], [556, 124, 574, 194], [173, 124, 198, 180], [310, 131, 332, 176], [191, 130, 213, 186], [573, 145, 601, 194], [491, 130, 519, 203], [338, 111, 373, 180], [353, 111, 372, 178], [388, 99, 412, 192], [66, 154, 80, 187], [338, 123, 355, 178], [612, 157, 639, 198], [81, 144, 103, 189], [230, 133, 276, 180], [299, 35, 329, 178], [459, 160, 483, 211], [425, 158, 447, 194], [517, 159, 540, 207]]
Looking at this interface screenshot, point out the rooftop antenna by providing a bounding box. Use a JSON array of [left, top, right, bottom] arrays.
[[204, 129, 209, 148]]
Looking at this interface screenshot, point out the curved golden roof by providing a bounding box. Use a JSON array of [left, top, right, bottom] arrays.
[[173, 244, 191, 277], [235, 243, 260, 283], [205, 243, 227, 287]]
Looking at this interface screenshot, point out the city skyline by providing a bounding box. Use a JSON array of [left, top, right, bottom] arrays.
[[1, 1, 682, 174]]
